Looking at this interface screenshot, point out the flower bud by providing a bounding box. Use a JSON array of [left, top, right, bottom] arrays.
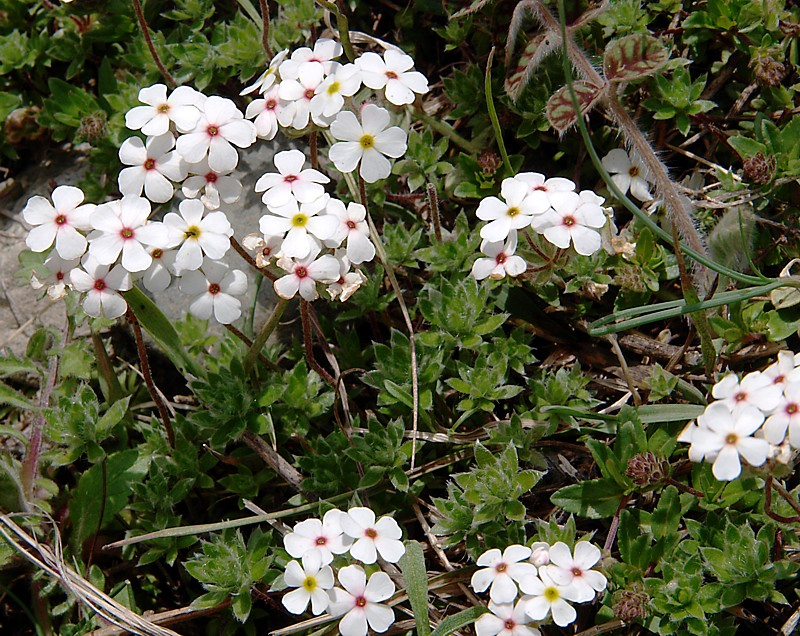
[[625, 451, 666, 486], [612, 588, 651, 622]]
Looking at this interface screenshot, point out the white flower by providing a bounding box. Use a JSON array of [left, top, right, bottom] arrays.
[[531, 190, 606, 256], [259, 194, 337, 260], [327, 252, 367, 302], [284, 509, 352, 565], [477, 178, 546, 243], [279, 39, 342, 81], [23, 185, 94, 260], [764, 351, 800, 390], [471, 545, 537, 603], [175, 96, 256, 173], [340, 507, 406, 564], [541, 541, 607, 603], [762, 383, 800, 447], [273, 246, 340, 302], [472, 230, 527, 280], [31, 252, 80, 300], [182, 158, 243, 210], [711, 371, 783, 414], [277, 63, 325, 130], [141, 247, 177, 293], [520, 569, 582, 628], [179, 258, 247, 324], [88, 197, 167, 273], [528, 542, 550, 568], [687, 402, 769, 481], [241, 49, 288, 95], [118, 133, 186, 203], [601, 148, 653, 202], [245, 85, 284, 140], [512, 172, 575, 210], [242, 233, 283, 268], [311, 63, 362, 123], [324, 199, 375, 264], [125, 84, 204, 136], [164, 199, 232, 273], [70, 256, 132, 319], [255, 149, 330, 208], [475, 600, 542, 636], [356, 49, 429, 106], [327, 565, 395, 636], [329, 105, 407, 183], [282, 552, 335, 616]]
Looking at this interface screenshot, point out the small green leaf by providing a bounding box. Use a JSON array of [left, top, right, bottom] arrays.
[[96, 396, 131, 437], [0, 382, 34, 410], [551, 478, 626, 519], [399, 541, 431, 636], [430, 606, 488, 636]]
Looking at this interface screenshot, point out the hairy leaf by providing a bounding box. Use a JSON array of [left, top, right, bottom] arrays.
[[604, 33, 669, 82], [546, 81, 604, 133]]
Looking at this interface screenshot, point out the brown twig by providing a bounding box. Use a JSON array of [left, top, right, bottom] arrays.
[[230, 236, 278, 281], [127, 309, 175, 448], [257, 0, 274, 58], [242, 431, 316, 499], [765, 476, 800, 524], [604, 494, 631, 553], [131, 0, 176, 88], [223, 323, 278, 370], [300, 299, 335, 386], [426, 183, 442, 241]]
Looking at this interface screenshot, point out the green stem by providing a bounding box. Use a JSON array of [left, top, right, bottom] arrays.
[[485, 47, 512, 174], [244, 298, 288, 374], [413, 108, 480, 155], [315, 0, 355, 62]]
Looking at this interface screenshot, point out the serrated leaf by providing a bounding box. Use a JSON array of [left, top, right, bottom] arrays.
[[546, 81, 604, 133], [604, 34, 669, 82], [399, 541, 430, 636]]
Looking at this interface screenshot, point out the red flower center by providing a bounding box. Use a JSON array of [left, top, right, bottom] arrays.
[[208, 283, 221, 295], [346, 220, 357, 229], [143, 158, 156, 171], [304, 88, 315, 100], [365, 528, 378, 539], [94, 279, 106, 291], [56, 271, 64, 281], [207, 125, 219, 136], [316, 536, 327, 545], [385, 71, 399, 79], [572, 567, 583, 577], [496, 253, 507, 264], [787, 403, 798, 415], [284, 174, 298, 183], [562, 216, 576, 227], [55, 214, 67, 225], [265, 99, 277, 110], [151, 248, 163, 259], [774, 375, 785, 384], [495, 562, 507, 573], [504, 620, 516, 630], [355, 596, 367, 608], [534, 185, 547, 191], [734, 392, 747, 402], [120, 228, 134, 239], [296, 266, 308, 279], [262, 247, 272, 257], [205, 171, 218, 183]]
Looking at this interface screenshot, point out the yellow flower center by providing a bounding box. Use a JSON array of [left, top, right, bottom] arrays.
[[302, 576, 317, 592], [359, 134, 376, 150], [725, 433, 738, 445], [327, 81, 341, 96], [507, 206, 521, 218], [184, 225, 201, 240], [544, 586, 560, 602], [292, 214, 308, 227]]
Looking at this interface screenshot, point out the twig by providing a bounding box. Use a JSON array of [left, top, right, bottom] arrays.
[[300, 299, 335, 386], [131, 0, 175, 88], [244, 298, 288, 374], [127, 308, 175, 448], [230, 236, 278, 281], [426, 183, 442, 241], [257, 0, 274, 58], [242, 431, 315, 498], [224, 323, 277, 370]]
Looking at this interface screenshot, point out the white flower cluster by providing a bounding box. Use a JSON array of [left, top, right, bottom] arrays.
[[279, 507, 405, 636], [471, 173, 607, 281], [22, 38, 430, 323], [470, 541, 607, 633], [679, 351, 800, 481]]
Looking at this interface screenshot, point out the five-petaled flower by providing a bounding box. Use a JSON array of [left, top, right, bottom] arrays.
[[471, 545, 537, 603], [282, 552, 335, 616], [327, 565, 395, 636], [340, 507, 406, 565], [24, 185, 95, 260]]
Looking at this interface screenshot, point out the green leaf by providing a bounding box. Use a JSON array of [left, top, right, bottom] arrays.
[[637, 404, 705, 423], [546, 81, 604, 133], [651, 486, 680, 540], [0, 382, 34, 410], [123, 285, 204, 378], [430, 606, 488, 636], [399, 541, 431, 636], [551, 478, 626, 519], [604, 33, 669, 81], [727, 136, 767, 159], [96, 396, 131, 437]]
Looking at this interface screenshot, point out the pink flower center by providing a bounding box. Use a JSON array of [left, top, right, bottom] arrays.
[[774, 375, 785, 384], [152, 248, 163, 259], [207, 125, 219, 136], [734, 392, 747, 402], [571, 567, 582, 577], [496, 253, 507, 264], [365, 528, 378, 539], [296, 266, 308, 279], [355, 596, 367, 608], [55, 214, 67, 225], [120, 228, 134, 239], [385, 71, 399, 80], [205, 172, 218, 183], [495, 562, 507, 573], [504, 620, 515, 630], [562, 216, 576, 227], [316, 536, 328, 545], [143, 158, 156, 171], [265, 99, 277, 110], [284, 175, 298, 183], [346, 220, 357, 229], [787, 403, 798, 415], [304, 88, 315, 100], [208, 283, 221, 295], [94, 279, 106, 291]]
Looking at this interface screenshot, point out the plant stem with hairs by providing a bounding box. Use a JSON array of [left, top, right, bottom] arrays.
[[132, 0, 175, 88]]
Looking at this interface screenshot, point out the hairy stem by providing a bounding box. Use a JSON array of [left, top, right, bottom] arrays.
[[245, 298, 288, 374], [300, 299, 335, 386], [426, 183, 443, 241], [131, 0, 176, 88], [257, 0, 274, 58], [315, 0, 355, 61]]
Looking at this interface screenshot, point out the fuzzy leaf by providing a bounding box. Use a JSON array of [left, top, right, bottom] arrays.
[[451, 0, 494, 19], [505, 33, 559, 102], [551, 478, 625, 519], [604, 33, 669, 82], [430, 606, 488, 636], [399, 541, 431, 636], [546, 82, 604, 133]]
